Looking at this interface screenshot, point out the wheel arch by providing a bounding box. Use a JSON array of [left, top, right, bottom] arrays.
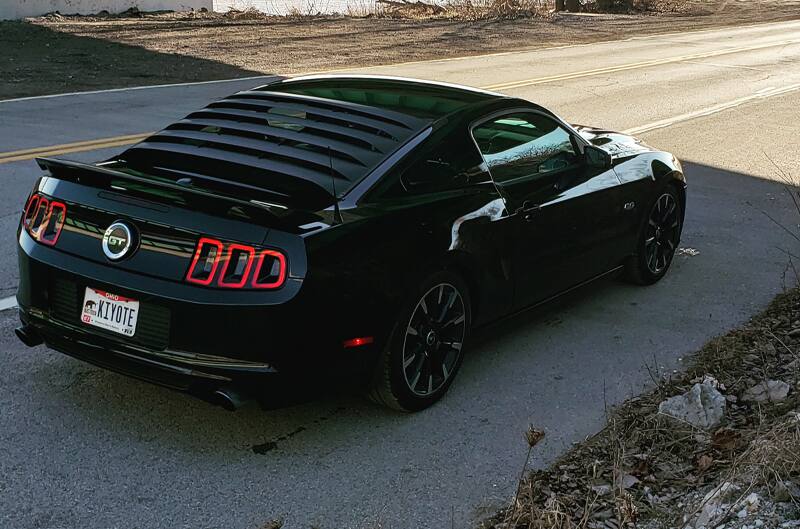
[[439, 250, 483, 324], [667, 172, 687, 226]]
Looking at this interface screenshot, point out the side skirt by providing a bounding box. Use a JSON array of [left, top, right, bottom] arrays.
[[479, 264, 626, 328]]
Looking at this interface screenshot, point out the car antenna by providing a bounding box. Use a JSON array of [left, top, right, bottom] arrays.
[[328, 146, 344, 225]]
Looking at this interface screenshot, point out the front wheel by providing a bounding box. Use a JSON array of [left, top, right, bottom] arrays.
[[367, 271, 471, 412], [626, 186, 683, 285]]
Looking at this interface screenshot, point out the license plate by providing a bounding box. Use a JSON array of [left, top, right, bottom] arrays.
[[81, 287, 139, 337]]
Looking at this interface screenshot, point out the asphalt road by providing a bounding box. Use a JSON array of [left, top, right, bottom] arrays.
[[1, 19, 800, 529]]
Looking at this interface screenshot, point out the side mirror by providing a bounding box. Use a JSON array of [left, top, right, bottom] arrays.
[[584, 145, 613, 170]]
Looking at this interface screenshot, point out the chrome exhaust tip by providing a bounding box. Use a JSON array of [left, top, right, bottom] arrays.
[[211, 386, 247, 411], [15, 325, 43, 347]]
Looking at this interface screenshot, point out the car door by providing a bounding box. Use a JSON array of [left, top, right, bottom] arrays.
[[471, 110, 623, 310]]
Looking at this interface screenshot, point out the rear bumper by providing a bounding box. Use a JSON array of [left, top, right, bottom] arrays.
[[19, 307, 278, 392], [16, 231, 385, 392]]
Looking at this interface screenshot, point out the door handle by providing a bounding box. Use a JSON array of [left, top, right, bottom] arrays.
[[518, 201, 541, 222]]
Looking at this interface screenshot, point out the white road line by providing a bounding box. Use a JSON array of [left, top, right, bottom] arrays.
[[1, 82, 798, 315], [1, 19, 798, 105], [0, 296, 17, 312], [623, 84, 800, 135]]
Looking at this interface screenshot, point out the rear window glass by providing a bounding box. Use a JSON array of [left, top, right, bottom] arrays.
[[267, 80, 490, 119]]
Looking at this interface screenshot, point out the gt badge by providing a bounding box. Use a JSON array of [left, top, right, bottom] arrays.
[[102, 221, 136, 261]]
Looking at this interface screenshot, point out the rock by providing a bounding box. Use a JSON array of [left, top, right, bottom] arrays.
[[742, 380, 791, 402], [591, 483, 613, 496], [774, 480, 800, 502], [737, 492, 761, 514], [592, 509, 614, 520], [620, 473, 640, 490], [658, 383, 726, 429], [703, 374, 725, 390], [694, 482, 739, 528]]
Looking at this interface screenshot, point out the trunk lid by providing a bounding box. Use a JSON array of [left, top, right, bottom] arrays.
[[33, 158, 313, 284]]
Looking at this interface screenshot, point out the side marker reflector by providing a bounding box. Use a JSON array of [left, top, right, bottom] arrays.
[[343, 336, 374, 348]]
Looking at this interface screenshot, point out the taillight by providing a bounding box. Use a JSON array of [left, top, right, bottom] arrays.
[[22, 194, 40, 229], [251, 249, 287, 289], [217, 243, 255, 288], [21, 192, 67, 246], [185, 237, 287, 289], [186, 237, 223, 286]]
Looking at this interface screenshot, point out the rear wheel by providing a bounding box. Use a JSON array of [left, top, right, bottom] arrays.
[[627, 186, 683, 285], [368, 271, 471, 412]]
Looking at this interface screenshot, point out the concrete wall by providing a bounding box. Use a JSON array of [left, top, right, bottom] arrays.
[[0, 0, 213, 19]]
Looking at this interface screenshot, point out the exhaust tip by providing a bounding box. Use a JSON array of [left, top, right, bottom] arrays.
[[211, 386, 247, 411], [15, 325, 43, 347]]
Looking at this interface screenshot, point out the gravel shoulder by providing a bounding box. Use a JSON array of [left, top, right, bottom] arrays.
[[2, 0, 799, 100]]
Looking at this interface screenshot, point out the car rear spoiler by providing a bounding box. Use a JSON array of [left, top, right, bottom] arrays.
[[35, 157, 307, 224]]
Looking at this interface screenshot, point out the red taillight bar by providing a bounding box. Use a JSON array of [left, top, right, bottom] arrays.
[[251, 249, 287, 289], [31, 197, 49, 239], [38, 201, 67, 246], [217, 243, 256, 288], [186, 237, 224, 286], [22, 194, 40, 229]]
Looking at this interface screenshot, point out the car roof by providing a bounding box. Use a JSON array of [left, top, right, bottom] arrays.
[[265, 75, 506, 119], [115, 76, 507, 205]]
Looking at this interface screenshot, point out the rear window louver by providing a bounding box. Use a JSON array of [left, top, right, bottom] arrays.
[[120, 90, 428, 200]]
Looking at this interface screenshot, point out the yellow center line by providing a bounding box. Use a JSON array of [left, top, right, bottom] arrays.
[[1, 37, 798, 166], [0, 133, 152, 165], [0, 132, 154, 159]]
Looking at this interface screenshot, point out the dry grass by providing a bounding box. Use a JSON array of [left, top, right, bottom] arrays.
[[738, 414, 800, 493], [481, 283, 800, 529], [369, 0, 553, 20]]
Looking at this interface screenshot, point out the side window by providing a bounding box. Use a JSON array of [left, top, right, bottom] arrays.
[[400, 131, 489, 194], [472, 112, 579, 187], [402, 155, 462, 193]]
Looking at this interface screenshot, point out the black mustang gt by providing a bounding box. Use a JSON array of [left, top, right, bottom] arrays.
[[16, 75, 685, 411]]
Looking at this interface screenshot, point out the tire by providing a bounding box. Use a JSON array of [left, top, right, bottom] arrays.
[[626, 185, 683, 285], [367, 270, 471, 412]]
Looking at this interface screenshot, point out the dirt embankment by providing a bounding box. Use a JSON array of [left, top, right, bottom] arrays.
[[1, 0, 799, 100], [483, 283, 800, 529]]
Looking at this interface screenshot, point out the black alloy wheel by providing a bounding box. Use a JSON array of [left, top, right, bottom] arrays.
[[627, 186, 683, 285], [644, 192, 681, 275], [368, 271, 471, 411], [402, 283, 467, 397]]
